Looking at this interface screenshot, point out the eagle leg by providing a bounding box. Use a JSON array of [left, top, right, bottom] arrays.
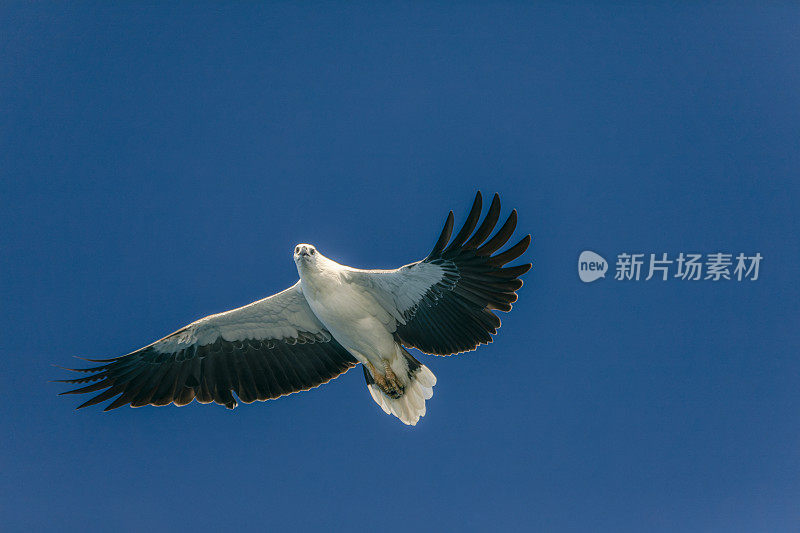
[[365, 361, 405, 399]]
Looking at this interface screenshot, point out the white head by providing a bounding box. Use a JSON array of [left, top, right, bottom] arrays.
[[293, 243, 319, 269]]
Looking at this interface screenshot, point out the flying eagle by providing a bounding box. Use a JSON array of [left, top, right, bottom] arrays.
[[57, 192, 531, 425]]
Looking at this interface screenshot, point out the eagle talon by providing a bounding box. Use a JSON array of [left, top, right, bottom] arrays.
[[366, 362, 405, 399], [382, 366, 405, 398]]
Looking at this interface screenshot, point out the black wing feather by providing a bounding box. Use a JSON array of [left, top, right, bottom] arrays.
[[394, 191, 532, 355], [59, 332, 357, 411], [426, 211, 455, 259]]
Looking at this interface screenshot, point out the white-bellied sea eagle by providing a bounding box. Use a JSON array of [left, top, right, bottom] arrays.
[[57, 192, 531, 425]]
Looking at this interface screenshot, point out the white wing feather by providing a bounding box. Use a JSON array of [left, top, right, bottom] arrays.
[[154, 281, 328, 353], [343, 262, 445, 329]]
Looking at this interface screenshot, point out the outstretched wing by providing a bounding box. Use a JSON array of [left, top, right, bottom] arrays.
[[348, 192, 531, 356], [57, 282, 358, 410]]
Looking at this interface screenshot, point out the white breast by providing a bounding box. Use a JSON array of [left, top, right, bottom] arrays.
[[299, 265, 397, 366]]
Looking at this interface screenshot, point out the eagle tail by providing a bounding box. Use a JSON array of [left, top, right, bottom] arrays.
[[364, 348, 436, 426]]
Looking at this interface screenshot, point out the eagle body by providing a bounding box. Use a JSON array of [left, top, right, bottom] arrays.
[[297, 254, 397, 369], [297, 248, 437, 423], [57, 192, 531, 425]]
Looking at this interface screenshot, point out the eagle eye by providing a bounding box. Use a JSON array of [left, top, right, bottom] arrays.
[[310, 249, 315, 255]]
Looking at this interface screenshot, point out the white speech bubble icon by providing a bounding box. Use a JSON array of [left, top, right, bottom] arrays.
[[578, 251, 607, 283]]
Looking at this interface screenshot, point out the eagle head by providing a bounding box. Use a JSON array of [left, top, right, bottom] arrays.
[[293, 243, 318, 266]]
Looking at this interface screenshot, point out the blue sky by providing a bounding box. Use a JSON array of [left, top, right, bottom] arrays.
[[2, 3, 799, 532]]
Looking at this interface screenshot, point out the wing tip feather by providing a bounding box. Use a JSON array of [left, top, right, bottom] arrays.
[[399, 192, 530, 355]]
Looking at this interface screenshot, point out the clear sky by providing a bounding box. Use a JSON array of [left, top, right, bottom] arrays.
[[2, 3, 799, 532]]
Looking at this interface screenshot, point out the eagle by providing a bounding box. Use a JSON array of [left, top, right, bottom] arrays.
[[57, 192, 531, 425]]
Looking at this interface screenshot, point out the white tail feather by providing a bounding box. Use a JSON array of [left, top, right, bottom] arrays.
[[367, 364, 436, 425]]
